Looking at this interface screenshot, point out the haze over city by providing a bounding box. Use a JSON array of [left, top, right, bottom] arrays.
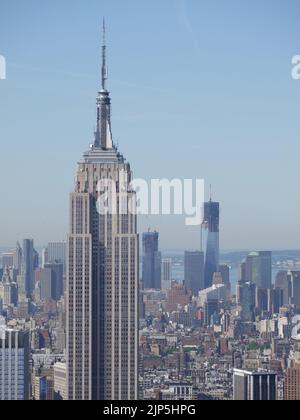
[[1, 0, 300, 250]]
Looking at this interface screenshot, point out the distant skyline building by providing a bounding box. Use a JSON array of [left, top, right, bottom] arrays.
[[245, 251, 272, 290], [212, 272, 223, 286], [275, 271, 290, 305], [42, 248, 48, 268], [0, 267, 18, 307], [184, 251, 204, 296], [40, 264, 63, 302], [255, 287, 269, 312], [236, 281, 256, 321], [202, 199, 220, 289], [20, 239, 39, 298], [13, 242, 22, 274], [142, 231, 161, 290], [1, 252, 14, 268], [289, 271, 300, 309], [165, 282, 190, 313], [67, 23, 139, 401], [161, 258, 172, 292], [274, 270, 300, 308], [219, 264, 231, 292], [47, 242, 66, 274], [40, 267, 52, 301], [204, 299, 219, 326], [238, 260, 247, 283], [44, 262, 64, 301], [268, 287, 284, 314]]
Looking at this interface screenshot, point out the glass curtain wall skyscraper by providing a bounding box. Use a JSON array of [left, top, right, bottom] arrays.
[[67, 23, 139, 401], [202, 200, 220, 289], [184, 251, 204, 296], [142, 231, 161, 290], [0, 317, 30, 400], [245, 251, 272, 290], [20, 239, 39, 298]]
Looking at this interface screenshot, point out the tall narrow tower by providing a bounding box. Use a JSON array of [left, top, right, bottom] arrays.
[[67, 23, 139, 401], [142, 231, 161, 290], [202, 199, 220, 289]]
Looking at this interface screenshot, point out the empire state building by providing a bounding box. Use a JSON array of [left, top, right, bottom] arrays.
[[66, 23, 139, 401]]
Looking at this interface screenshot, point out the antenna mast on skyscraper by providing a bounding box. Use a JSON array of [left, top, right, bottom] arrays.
[[101, 18, 108, 90]]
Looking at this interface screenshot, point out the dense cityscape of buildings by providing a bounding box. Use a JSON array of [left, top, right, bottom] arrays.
[[2, 238, 300, 400], [1, 26, 300, 401]]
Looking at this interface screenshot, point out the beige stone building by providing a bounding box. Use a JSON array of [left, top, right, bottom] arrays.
[[67, 24, 139, 401]]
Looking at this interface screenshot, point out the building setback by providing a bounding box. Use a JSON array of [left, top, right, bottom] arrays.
[[67, 23, 139, 401]]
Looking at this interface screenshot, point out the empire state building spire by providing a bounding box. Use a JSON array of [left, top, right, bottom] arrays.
[[94, 19, 113, 150], [101, 19, 108, 90], [68, 23, 139, 401]]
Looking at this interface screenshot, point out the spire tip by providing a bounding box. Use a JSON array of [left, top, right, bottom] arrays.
[[102, 18, 106, 46], [101, 19, 108, 90]]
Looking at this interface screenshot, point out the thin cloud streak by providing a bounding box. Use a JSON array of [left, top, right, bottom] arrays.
[[174, 0, 200, 51]]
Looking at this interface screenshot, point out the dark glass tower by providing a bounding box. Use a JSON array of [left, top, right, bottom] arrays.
[[202, 200, 220, 289], [184, 251, 204, 296], [245, 251, 272, 290], [21, 239, 39, 298], [142, 232, 161, 290]]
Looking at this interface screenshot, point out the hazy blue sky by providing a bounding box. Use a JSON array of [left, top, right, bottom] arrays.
[[0, 0, 300, 250]]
